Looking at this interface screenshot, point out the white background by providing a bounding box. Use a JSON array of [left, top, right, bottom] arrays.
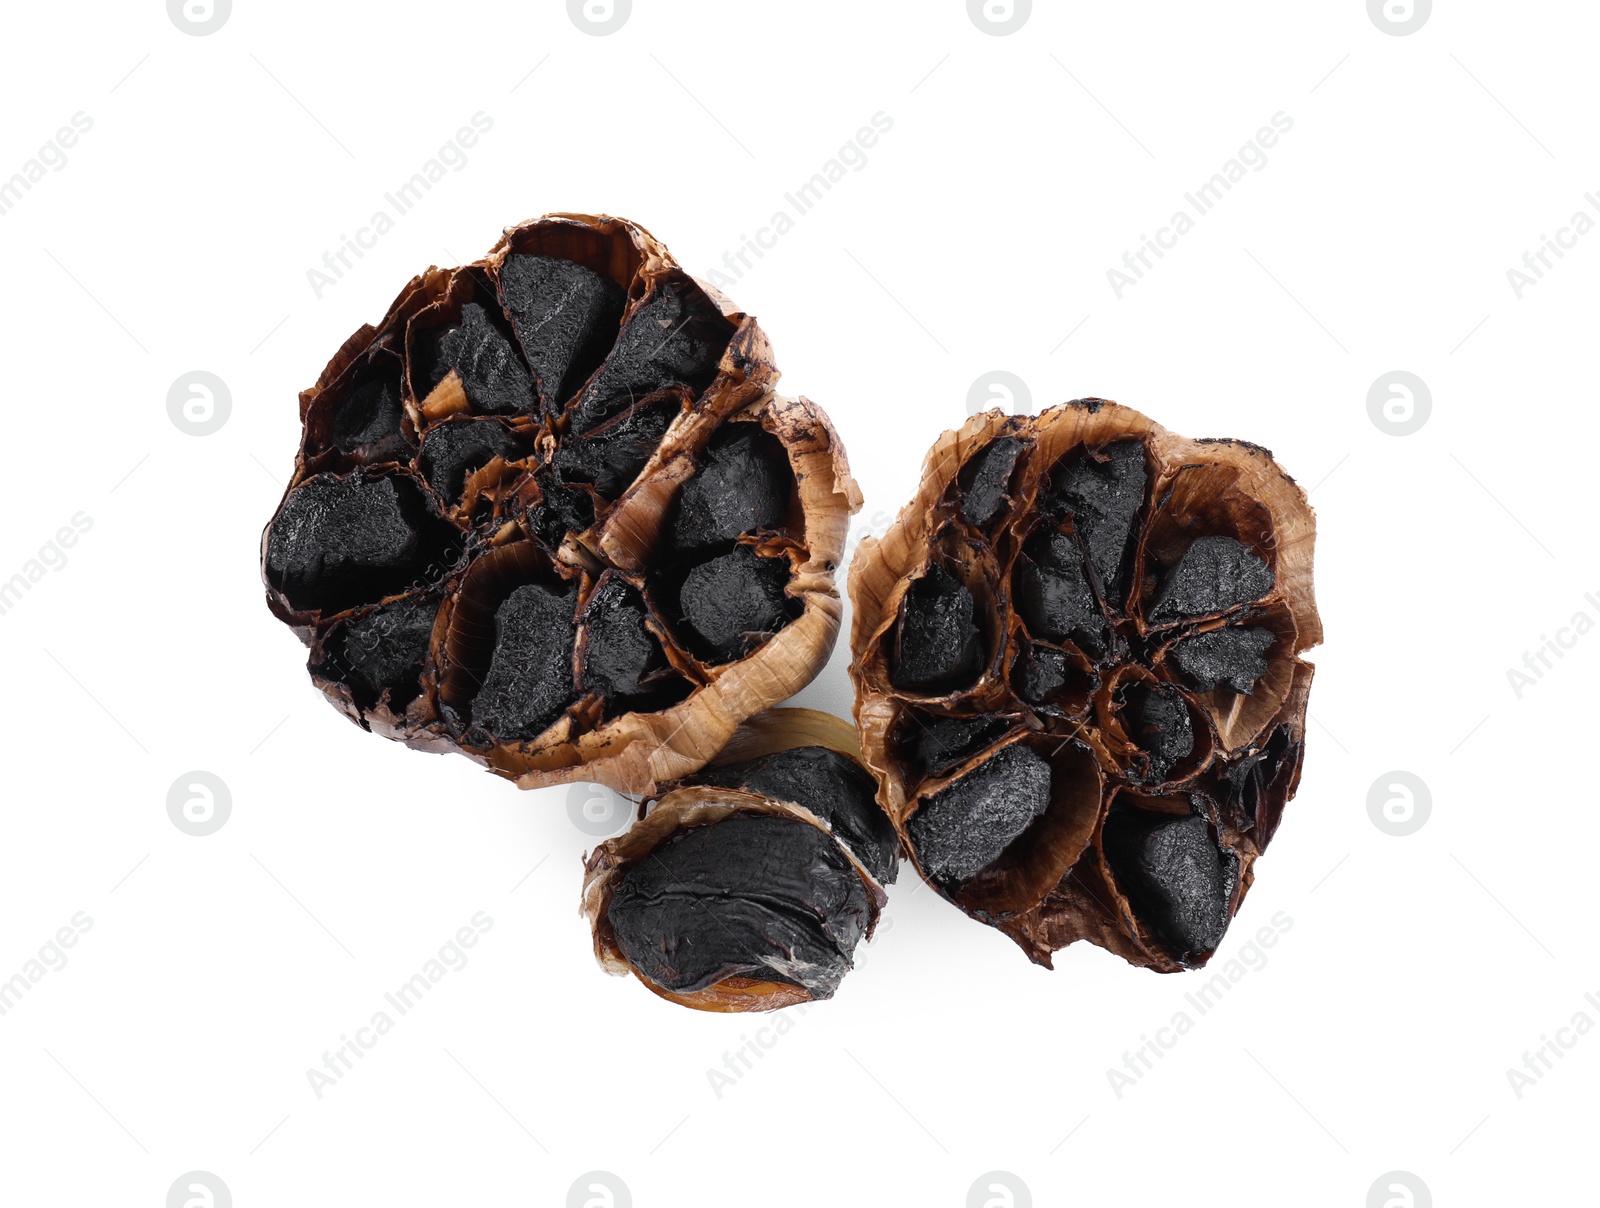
[[0, 2, 1592, 1205]]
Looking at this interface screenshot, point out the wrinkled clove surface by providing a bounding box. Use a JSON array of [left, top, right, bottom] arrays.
[[262, 213, 857, 793], [582, 709, 891, 1012], [850, 399, 1320, 973]]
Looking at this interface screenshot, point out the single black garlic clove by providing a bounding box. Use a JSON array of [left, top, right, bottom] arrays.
[[1171, 626, 1274, 693], [1044, 439, 1146, 596], [469, 582, 577, 741], [1015, 530, 1100, 644], [672, 423, 793, 551], [1120, 682, 1194, 782], [956, 436, 1025, 529], [1015, 643, 1069, 706], [427, 302, 535, 415], [553, 395, 679, 499], [1102, 809, 1234, 957], [265, 472, 459, 613], [497, 253, 626, 412], [324, 595, 439, 710], [606, 815, 871, 998], [418, 418, 524, 502], [1150, 536, 1274, 622], [890, 565, 983, 694], [676, 546, 794, 663], [579, 576, 670, 707], [331, 368, 408, 456], [908, 744, 1052, 883], [570, 271, 733, 434]]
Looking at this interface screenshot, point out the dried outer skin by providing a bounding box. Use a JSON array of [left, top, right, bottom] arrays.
[[849, 400, 1320, 973], [908, 744, 1052, 884], [263, 214, 860, 794], [582, 711, 887, 1012], [606, 815, 869, 996]]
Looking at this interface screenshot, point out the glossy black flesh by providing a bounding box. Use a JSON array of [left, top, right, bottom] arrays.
[[1171, 626, 1274, 693], [266, 472, 460, 614], [675, 546, 795, 664], [469, 581, 577, 741], [497, 254, 626, 412], [579, 577, 668, 705], [569, 271, 734, 435], [325, 595, 438, 710], [1102, 809, 1234, 957], [700, 747, 899, 885], [901, 714, 1015, 782], [426, 302, 535, 415], [672, 423, 792, 551], [890, 565, 983, 695], [1044, 440, 1146, 600], [552, 396, 677, 499], [1015, 530, 1100, 645], [1120, 683, 1194, 783], [1150, 536, 1274, 623], [331, 367, 407, 457], [908, 744, 1052, 884], [418, 418, 523, 502], [957, 437, 1024, 529], [607, 815, 870, 998]]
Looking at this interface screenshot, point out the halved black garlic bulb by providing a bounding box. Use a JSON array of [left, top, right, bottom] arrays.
[[580, 709, 894, 1011], [849, 400, 1320, 972], [261, 213, 859, 793]]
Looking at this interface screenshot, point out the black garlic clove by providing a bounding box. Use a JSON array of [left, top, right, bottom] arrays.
[[672, 423, 793, 551], [418, 418, 524, 502], [908, 744, 1052, 884], [606, 815, 871, 998], [428, 302, 535, 415], [676, 546, 794, 664], [498, 253, 626, 412], [1171, 626, 1274, 694], [1150, 536, 1274, 622], [1044, 440, 1146, 599], [469, 581, 577, 741], [890, 565, 983, 694], [1102, 809, 1234, 957]]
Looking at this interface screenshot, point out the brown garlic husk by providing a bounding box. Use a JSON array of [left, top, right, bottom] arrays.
[[262, 213, 860, 795], [580, 709, 891, 1013], [849, 400, 1320, 973]]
